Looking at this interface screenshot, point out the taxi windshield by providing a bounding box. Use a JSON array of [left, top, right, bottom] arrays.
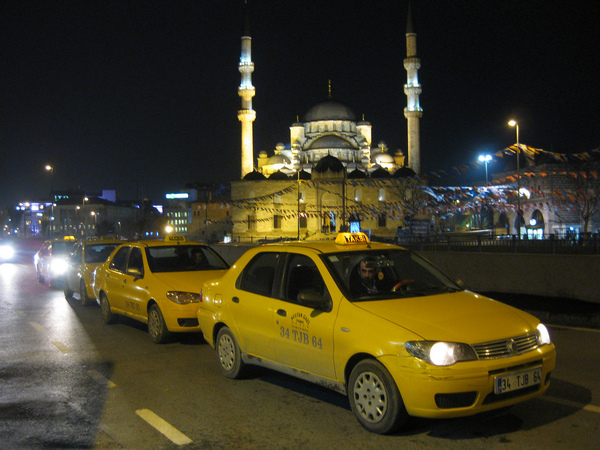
[[52, 241, 75, 255], [322, 249, 461, 301], [145, 245, 229, 273]]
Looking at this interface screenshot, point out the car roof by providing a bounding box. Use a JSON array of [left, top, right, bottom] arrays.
[[256, 239, 401, 255]]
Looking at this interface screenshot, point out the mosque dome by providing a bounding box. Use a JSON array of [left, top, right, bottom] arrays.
[[303, 99, 357, 122], [267, 154, 291, 165], [309, 135, 354, 150], [371, 167, 392, 178], [243, 171, 267, 181], [372, 152, 395, 165], [393, 167, 417, 178], [313, 155, 345, 173], [348, 168, 367, 179], [269, 170, 290, 180]]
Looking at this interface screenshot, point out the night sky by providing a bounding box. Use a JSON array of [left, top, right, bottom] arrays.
[[2, 0, 599, 208]]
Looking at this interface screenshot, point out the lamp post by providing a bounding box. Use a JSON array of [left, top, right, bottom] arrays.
[[45, 165, 54, 237], [478, 154, 492, 186], [508, 120, 520, 237]]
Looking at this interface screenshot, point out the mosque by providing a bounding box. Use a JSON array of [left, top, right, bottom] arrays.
[[230, 6, 425, 242]]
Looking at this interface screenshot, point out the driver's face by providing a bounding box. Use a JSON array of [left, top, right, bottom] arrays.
[[359, 261, 375, 281]]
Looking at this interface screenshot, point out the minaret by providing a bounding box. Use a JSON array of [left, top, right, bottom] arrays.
[[403, 3, 423, 174], [238, 2, 256, 178]]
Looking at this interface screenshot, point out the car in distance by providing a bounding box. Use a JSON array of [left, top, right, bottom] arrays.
[[64, 237, 123, 305], [93, 236, 230, 343], [197, 232, 556, 434], [0, 239, 16, 263], [34, 236, 77, 285]]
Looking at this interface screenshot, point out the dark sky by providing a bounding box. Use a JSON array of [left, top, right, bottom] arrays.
[[2, 0, 599, 208]]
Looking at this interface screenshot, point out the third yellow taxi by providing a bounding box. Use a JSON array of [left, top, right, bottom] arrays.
[[64, 236, 123, 306], [197, 232, 556, 434], [93, 235, 229, 343]]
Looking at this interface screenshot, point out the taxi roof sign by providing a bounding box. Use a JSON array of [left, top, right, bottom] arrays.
[[164, 235, 187, 243], [335, 232, 370, 245]]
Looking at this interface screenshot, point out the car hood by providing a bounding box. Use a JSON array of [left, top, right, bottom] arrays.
[[152, 270, 228, 293], [353, 290, 538, 343]]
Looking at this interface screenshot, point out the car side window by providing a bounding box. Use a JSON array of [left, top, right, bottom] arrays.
[[127, 248, 144, 277], [73, 245, 83, 263], [109, 247, 129, 273], [284, 254, 327, 304], [237, 252, 281, 297]]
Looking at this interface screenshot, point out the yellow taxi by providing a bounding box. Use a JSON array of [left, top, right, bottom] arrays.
[[197, 232, 556, 434], [34, 236, 77, 285], [64, 237, 123, 306], [93, 236, 229, 343]]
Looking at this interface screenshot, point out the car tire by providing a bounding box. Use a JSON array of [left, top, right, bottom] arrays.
[[37, 266, 45, 284], [79, 280, 91, 306], [100, 293, 116, 324], [148, 304, 170, 344], [348, 359, 408, 435], [64, 279, 74, 300], [216, 327, 246, 379]]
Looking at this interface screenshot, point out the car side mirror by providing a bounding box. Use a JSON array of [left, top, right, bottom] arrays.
[[128, 267, 143, 280], [297, 289, 331, 312]]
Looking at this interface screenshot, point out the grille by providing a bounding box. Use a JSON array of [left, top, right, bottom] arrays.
[[472, 333, 539, 359]]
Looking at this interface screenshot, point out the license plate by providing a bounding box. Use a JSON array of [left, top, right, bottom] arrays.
[[494, 366, 543, 394]]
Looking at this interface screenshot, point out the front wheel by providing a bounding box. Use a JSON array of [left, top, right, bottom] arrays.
[[216, 327, 246, 379], [348, 359, 408, 434], [79, 280, 91, 306], [99, 293, 116, 324], [148, 304, 170, 344], [64, 279, 74, 300]]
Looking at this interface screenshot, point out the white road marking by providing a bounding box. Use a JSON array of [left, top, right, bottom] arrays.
[[136, 409, 192, 445], [51, 341, 73, 353], [544, 395, 600, 414], [88, 370, 116, 388], [29, 321, 46, 333]]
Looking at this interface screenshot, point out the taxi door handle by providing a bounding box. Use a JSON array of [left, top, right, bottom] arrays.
[[232, 296, 239, 303], [277, 309, 286, 317]]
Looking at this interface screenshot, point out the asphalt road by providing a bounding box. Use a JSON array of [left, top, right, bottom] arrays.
[[1, 241, 599, 448]]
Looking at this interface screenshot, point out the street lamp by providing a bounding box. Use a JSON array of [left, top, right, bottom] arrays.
[[508, 120, 521, 237], [45, 165, 55, 237], [478, 154, 492, 186]]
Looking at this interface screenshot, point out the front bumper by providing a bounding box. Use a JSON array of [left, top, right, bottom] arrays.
[[381, 343, 556, 419]]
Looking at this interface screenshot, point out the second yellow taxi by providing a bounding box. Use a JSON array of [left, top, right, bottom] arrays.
[[93, 236, 229, 343]]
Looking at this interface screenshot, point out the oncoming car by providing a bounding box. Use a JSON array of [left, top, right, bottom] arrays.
[[34, 236, 77, 284], [64, 237, 123, 305], [0, 239, 16, 262], [92, 236, 229, 343], [197, 232, 556, 434]]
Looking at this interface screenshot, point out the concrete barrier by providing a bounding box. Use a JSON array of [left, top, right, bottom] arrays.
[[212, 243, 600, 305]]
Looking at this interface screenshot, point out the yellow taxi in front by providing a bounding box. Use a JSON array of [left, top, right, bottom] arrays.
[[197, 232, 556, 434], [93, 236, 229, 343], [64, 237, 123, 306]]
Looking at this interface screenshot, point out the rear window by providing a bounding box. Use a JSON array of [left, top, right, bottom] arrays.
[[145, 245, 229, 273]]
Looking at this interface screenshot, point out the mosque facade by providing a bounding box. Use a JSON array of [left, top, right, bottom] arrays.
[[231, 6, 425, 242]]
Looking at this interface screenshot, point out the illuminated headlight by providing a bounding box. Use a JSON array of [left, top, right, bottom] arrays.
[[406, 341, 477, 366], [0, 245, 14, 260], [536, 323, 551, 345], [51, 258, 68, 275], [166, 291, 200, 304]]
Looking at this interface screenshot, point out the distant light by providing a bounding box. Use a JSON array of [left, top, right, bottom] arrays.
[[166, 193, 189, 199]]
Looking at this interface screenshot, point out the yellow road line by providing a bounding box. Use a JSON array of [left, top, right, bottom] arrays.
[[136, 409, 192, 445]]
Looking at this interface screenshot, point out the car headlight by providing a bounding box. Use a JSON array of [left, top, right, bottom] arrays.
[[536, 323, 551, 345], [0, 245, 14, 260], [166, 291, 200, 304], [406, 340, 478, 366], [51, 258, 68, 275]]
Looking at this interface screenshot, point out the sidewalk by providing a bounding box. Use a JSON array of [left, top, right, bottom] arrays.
[[483, 292, 600, 330]]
